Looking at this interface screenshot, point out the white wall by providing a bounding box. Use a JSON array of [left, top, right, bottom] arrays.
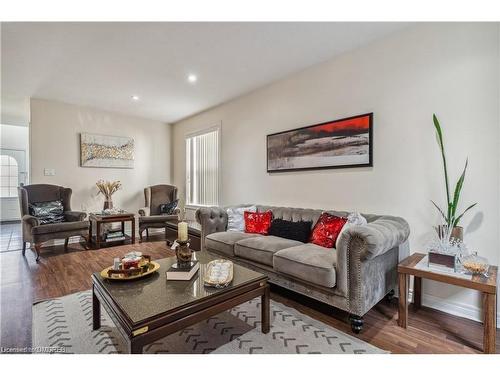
[[30, 99, 172, 218], [0, 123, 30, 220], [172, 23, 500, 323]]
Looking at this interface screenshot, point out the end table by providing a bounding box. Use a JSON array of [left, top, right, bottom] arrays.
[[89, 212, 136, 249], [398, 253, 498, 354]]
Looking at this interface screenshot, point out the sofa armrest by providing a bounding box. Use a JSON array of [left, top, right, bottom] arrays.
[[195, 206, 228, 250], [64, 211, 87, 222], [138, 207, 150, 217], [335, 215, 410, 316], [341, 216, 410, 261], [22, 214, 40, 228]]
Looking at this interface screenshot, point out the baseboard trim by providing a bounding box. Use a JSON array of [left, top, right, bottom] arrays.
[[408, 289, 500, 328]]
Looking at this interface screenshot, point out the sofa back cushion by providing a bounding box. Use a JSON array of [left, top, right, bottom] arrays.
[[268, 218, 312, 243]]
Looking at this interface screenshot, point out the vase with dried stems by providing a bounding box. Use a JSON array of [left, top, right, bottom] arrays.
[[96, 180, 122, 211]]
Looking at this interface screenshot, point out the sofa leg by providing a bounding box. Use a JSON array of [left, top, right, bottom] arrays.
[[34, 243, 42, 262], [64, 238, 69, 251], [349, 314, 363, 334], [22, 242, 26, 256]]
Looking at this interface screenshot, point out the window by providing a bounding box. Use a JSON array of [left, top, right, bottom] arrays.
[[186, 127, 220, 206], [1, 155, 19, 198]]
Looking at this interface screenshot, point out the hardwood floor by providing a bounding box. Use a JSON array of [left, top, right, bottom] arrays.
[[1, 236, 498, 353]]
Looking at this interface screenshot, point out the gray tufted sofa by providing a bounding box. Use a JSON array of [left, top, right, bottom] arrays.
[[196, 204, 410, 333]]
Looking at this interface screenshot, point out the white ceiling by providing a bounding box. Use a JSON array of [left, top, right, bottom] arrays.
[[1, 22, 409, 123]]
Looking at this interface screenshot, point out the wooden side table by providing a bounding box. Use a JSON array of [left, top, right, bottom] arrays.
[[89, 212, 136, 249], [398, 253, 498, 354]]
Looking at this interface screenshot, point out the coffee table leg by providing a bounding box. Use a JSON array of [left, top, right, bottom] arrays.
[[483, 292, 496, 354], [398, 273, 408, 328], [92, 286, 101, 330], [129, 340, 143, 354], [261, 284, 270, 333]]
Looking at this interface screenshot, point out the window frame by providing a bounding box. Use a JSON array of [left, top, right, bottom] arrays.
[[185, 124, 222, 208], [0, 154, 19, 198]]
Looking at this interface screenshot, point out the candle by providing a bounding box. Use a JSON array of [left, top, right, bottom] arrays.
[[178, 221, 188, 242]]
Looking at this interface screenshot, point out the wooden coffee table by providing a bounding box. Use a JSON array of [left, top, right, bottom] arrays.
[[89, 212, 135, 249], [398, 253, 498, 354], [91, 252, 270, 353]]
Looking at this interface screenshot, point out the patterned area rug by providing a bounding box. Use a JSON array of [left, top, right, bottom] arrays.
[[32, 290, 386, 354]]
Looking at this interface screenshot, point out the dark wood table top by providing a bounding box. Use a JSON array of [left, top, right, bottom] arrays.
[[399, 252, 498, 294], [89, 212, 135, 221], [92, 251, 266, 324]]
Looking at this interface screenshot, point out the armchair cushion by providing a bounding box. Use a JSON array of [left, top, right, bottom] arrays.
[[28, 200, 64, 224], [31, 220, 89, 235]]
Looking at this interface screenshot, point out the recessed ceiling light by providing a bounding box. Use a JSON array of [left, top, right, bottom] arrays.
[[131, 95, 140, 101], [187, 74, 197, 83]]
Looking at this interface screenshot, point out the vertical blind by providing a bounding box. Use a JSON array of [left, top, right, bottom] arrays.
[[186, 127, 220, 206]]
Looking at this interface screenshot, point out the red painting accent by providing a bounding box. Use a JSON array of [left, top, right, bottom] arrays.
[[310, 213, 348, 248], [310, 115, 370, 134], [244, 210, 273, 235]]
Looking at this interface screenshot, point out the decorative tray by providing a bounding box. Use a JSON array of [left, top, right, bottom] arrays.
[[100, 254, 160, 281], [203, 259, 234, 288]]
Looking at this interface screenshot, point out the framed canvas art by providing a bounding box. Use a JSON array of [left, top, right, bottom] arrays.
[[267, 113, 373, 172], [80, 133, 134, 168]]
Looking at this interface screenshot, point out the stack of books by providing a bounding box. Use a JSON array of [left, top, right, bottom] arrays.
[[105, 230, 126, 243], [166, 261, 199, 280]]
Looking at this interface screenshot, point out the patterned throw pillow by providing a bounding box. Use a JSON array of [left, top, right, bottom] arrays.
[[268, 218, 312, 243], [227, 205, 257, 232], [159, 199, 179, 215], [29, 200, 65, 224], [244, 210, 273, 235], [310, 212, 348, 248]]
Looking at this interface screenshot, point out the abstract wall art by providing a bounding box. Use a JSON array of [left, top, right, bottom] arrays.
[[267, 113, 373, 172], [80, 133, 134, 168]]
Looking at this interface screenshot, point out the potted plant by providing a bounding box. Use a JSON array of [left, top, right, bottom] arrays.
[[96, 180, 122, 210], [431, 114, 477, 242]]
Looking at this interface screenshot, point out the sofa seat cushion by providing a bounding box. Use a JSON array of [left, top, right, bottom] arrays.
[[234, 236, 303, 266], [205, 231, 260, 257], [31, 220, 89, 235], [273, 243, 337, 288]]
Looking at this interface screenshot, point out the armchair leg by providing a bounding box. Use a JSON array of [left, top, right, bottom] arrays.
[[349, 314, 364, 334], [22, 242, 26, 256], [34, 243, 42, 262], [139, 229, 143, 243], [64, 238, 69, 251], [146, 228, 149, 238]]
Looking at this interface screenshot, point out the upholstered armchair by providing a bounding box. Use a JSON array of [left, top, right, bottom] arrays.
[[138, 184, 180, 241], [18, 184, 89, 261]]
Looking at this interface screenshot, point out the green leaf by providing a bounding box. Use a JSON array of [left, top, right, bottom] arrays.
[[431, 200, 448, 222], [452, 203, 477, 227], [433, 114, 451, 214], [451, 159, 468, 220]]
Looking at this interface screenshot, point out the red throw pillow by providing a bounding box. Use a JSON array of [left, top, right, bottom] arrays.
[[244, 210, 273, 235], [310, 213, 348, 248]]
